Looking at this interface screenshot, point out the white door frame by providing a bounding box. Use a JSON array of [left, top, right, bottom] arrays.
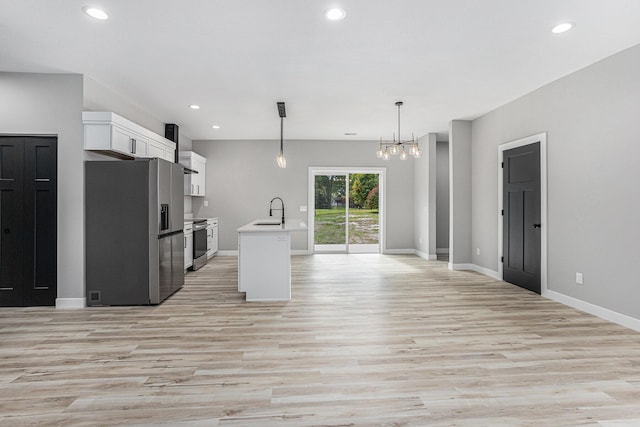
[[308, 167, 386, 254], [497, 132, 548, 295]]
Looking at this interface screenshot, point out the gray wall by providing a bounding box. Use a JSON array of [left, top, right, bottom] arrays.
[[470, 43, 640, 319], [0, 72, 85, 302], [436, 141, 449, 250], [449, 120, 472, 266], [413, 133, 437, 257], [192, 139, 415, 252]]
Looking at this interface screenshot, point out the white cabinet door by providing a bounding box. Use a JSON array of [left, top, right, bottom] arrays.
[[111, 126, 134, 156], [184, 232, 193, 269], [211, 226, 219, 253], [146, 139, 165, 159], [179, 152, 207, 196], [130, 134, 148, 157], [206, 225, 214, 258], [193, 158, 206, 196]]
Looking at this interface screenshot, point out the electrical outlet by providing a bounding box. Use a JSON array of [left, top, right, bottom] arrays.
[[476, 248, 480, 255], [203, 200, 209, 207], [575, 272, 583, 285], [299, 205, 307, 212]]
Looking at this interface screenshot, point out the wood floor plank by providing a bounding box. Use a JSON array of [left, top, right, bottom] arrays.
[[1, 254, 640, 426]]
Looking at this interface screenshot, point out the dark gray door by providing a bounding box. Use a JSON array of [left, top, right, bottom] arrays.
[[0, 136, 57, 306], [503, 142, 541, 294]]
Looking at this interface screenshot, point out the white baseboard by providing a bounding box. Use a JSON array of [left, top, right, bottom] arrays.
[[217, 250, 238, 256], [415, 250, 437, 261], [218, 250, 308, 256], [436, 248, 449, 254], [448, 263, 474, 271], [384, 248, 416, 255], [469, 264, 501, 280], [56, 298, 86, 309], [544, 289, 640, 333], [461, 265, 640, 333]]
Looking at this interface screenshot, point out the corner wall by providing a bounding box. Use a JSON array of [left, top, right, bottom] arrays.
[[471, 43, 640, 322], [0, 72, 85, 306]]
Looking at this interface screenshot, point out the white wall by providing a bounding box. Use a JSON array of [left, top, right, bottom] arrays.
[[192, 139, 415, 252], [0, 72, 85, 305], [470, 43, 640, 320], [436, 141, 450, 251]]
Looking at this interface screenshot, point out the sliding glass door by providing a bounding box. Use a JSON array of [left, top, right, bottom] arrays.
[[311, 169, 383, 254]]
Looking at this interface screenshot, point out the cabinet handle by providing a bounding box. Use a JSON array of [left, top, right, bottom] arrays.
[[197, 184, 199, 194], [191, 184, 194, 193], [184, 237, 186, 248], [131, 138, 137, 154]]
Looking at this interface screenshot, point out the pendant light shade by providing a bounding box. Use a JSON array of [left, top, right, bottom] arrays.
[[276, 101, 286, 168]]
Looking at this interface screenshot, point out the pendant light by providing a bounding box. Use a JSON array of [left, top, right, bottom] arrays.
[[376, 101, 421, 160], [276, 101, 286, 168]]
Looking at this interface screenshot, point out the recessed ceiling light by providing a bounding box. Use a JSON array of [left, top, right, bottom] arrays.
[[188, 104, 200, 110], [325, 8, 346, 21], [211, 125, 220, 129], [344, 132, 357, 136], [552, 22, 574, 34], [83, 6, 109, 20]]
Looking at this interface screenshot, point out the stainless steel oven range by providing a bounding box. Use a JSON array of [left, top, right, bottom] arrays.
[[191, 219, 208, 271]]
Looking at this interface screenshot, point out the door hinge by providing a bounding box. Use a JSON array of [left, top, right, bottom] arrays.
[[501, 162, 504, 168], [501, 256, 504, 262], [501, 209, 504, 216]]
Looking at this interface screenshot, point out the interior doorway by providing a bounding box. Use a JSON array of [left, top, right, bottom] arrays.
[[0, 135, 58, 306], [308, 168, 385, 254], [498, 133, 547, 295]]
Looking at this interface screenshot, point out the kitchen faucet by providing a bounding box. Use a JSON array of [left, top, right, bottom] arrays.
[[269, 197, 285, 225]]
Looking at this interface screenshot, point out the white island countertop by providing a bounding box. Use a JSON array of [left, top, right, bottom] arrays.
[[237, 219, 307, 233]]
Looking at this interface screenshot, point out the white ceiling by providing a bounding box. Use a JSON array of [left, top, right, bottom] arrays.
[[2, 0, 640, 141]]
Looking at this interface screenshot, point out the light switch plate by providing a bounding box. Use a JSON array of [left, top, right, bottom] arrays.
[[576, 272, 583, 285], [300, 205, 307, 212], [204, 200, 209, 207]]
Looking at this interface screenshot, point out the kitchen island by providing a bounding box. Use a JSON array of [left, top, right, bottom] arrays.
[[237, 219, 307, 301]]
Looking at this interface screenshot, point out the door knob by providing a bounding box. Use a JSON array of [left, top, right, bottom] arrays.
[[532, 223, 541, 228]]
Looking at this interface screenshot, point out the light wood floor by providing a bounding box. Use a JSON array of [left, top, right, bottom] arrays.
[[1, 255, 640, 426]]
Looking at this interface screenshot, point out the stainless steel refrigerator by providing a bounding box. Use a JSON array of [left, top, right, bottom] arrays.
[[85, 158, 185, 305]]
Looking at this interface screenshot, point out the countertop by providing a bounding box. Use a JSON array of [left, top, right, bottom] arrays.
[[237, 219, 307, 233]]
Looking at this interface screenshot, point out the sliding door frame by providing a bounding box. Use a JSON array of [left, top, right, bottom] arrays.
[[307, 167, 386, 254]]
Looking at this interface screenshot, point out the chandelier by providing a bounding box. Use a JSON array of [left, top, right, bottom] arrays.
[[376, 101, 421, 160]]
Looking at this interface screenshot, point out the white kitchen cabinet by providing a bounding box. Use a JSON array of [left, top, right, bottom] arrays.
[[83, 111, 175, 162], [179, 151, 207, 196], [206, 218, 219, 259], [184, 222, 193, 270]]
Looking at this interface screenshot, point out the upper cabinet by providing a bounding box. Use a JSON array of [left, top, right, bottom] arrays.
[[179, 151, 206, 196], [83, 112, 176, 162]]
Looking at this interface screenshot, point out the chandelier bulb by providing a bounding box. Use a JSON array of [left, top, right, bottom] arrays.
[[383, 150, 390, 160], [390, 144, 399, 155], [414, 147, 422, 158], [400, 148, 408, 160]]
